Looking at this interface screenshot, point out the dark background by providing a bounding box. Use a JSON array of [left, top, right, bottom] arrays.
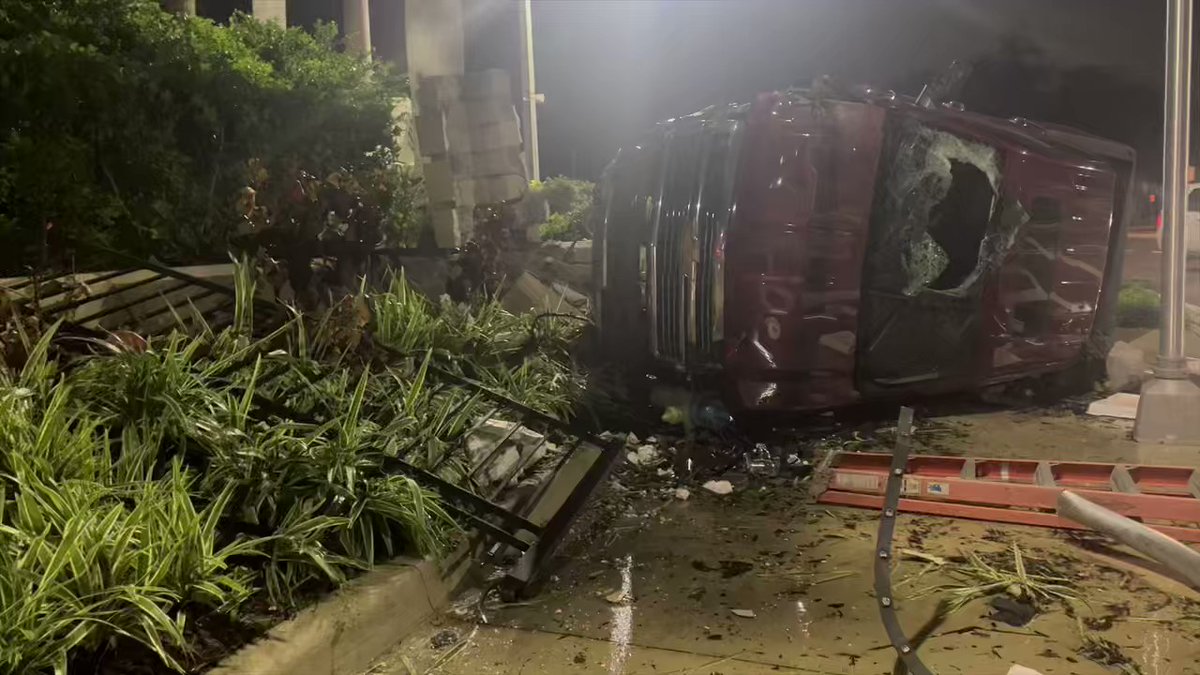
[[531, 0, 1170, 184]]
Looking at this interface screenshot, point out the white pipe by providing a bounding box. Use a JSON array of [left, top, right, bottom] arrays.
[[1057, 490, 1200, 589]]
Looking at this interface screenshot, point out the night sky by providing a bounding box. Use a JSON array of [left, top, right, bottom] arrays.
[[532, 0, 1166, 180]]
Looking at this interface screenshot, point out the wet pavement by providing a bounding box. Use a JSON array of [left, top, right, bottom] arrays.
[[367, 409, 1200, 675], [1122, 232, 1200, 306]]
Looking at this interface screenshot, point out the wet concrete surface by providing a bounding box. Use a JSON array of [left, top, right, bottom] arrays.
[[368, 409, 1200, 675]]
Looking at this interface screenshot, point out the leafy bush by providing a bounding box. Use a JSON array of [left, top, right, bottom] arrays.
[[1116, 281, 1161, 328], [0, 0, 412, 274], [371, 273, 585, 418], [527, 177, 594, 241]]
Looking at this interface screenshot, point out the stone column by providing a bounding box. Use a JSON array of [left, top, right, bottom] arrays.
[[343, 0, 372, 57], [406, 0, 468, 247], [163, 0, 195, 15], [252, 0, 287, 27]]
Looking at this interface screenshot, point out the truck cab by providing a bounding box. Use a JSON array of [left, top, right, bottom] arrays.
[[593, 90, 1134, 414]]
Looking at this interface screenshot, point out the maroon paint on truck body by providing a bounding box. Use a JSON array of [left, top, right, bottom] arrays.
[[723, 94, 887, 411], [595, 91, 1134, 414]]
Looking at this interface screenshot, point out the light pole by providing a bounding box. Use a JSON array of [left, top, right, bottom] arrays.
[[519, 0, 542, 180], [1134, 0, 1200, 443]]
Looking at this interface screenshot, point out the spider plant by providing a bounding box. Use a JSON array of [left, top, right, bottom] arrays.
[[916, 542, 1077, 612]]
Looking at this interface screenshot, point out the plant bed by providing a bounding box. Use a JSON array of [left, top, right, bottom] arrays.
[[0, 267, 591, 674]]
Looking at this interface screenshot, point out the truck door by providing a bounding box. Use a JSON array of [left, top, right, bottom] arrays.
[[857, 115, 1017, 393]]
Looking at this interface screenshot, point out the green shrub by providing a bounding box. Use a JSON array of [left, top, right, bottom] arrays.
[[0, 0, 411, 274], [371, 272, 585, 418], [527, 177, 594, 241], [1116, 281, 1161, 328]]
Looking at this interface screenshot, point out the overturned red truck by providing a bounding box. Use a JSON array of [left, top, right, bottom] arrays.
[[593, 87, 1133, 414]]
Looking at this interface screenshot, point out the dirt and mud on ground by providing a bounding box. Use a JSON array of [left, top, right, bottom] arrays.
[[367, 404, 1200, 675]]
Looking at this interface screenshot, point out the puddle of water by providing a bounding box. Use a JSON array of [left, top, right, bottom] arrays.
[[794, 599, 812, 641], [607, 554, 634, 674]]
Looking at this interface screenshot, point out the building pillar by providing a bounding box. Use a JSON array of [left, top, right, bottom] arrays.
[[252, 0, 287, 27], [163, 0, 196, 15], [406, 0, 468, 247], [343, 0, 372, 57], [405, 0, 465, 85]]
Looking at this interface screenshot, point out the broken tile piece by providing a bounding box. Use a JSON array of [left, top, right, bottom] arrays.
[[702, 480, 734, 495]]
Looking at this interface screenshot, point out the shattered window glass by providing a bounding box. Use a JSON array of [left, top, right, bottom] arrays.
[[868, 120, 1024, 298]]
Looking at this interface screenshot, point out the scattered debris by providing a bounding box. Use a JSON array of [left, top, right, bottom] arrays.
[[604, 589, 632, 605], [626, 444, 660, 466], [1105, 341, 1149, 392], [425, 626, 478, 672], [692, 560, 755, 578], [1086, 392, 1140, 420], [429, 629, 459, 650], [702, 480, 734, 495], [900, 548, 948, 566], [921, 543, 1075, 613], [730, 609, 756, 619], [990, 595, 1037, 627], [673, 487, 691, 500], [742, 443, 779, 477], [1078, 624, 1143, 674], [812, 570, 857, 586]]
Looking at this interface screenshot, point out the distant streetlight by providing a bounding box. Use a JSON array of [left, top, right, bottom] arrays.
[[1134, 0, 1200, 443]]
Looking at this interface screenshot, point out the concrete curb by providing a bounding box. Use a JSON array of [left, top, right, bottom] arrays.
[[212, 551, 473, 675]]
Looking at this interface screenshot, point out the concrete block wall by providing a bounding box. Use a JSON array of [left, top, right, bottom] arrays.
[[414, 68, 528, 248], [251, 0, 286, 26]]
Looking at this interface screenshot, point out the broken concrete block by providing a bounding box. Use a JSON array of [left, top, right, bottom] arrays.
[[453, 205, 475, 240], [1106, 340, 1149, 392], [414, 110, 449, 156], [430, 206, 462, 248], [443, 104, 472, 154], [422, 159, 458, 204], [450, 148, 526, 179], [416, 74, 463, 108], [465, 98, 519, 128], [499, 271, 588, 315], [469, 118, 523, 152], [460, 68, 512, 101], [472, 174, 526, 204]]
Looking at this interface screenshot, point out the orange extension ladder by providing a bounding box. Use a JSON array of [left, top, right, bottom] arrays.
[[817, 452, 1200, 543]]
